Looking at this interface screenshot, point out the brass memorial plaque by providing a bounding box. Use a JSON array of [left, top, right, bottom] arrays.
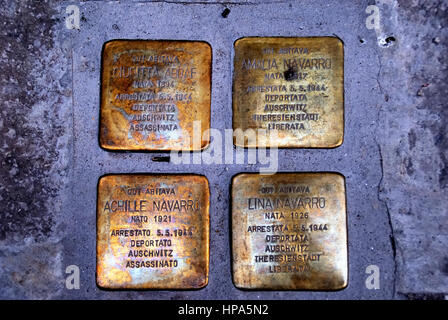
[[233, 37, 344, 148], [100, 40, 211, 151], [97, 174, 210, 289], [232, 173, 347, 290]]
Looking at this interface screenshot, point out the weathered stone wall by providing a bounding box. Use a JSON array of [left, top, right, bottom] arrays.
[[0, 0, 72, 299], [375, 0, 448, 298]]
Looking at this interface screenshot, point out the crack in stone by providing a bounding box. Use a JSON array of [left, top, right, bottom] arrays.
[[374, 38, 396, 297], [373, 0, 448, 296], [376, 142, 397, 298], [373, 10, 398, 296], [375, 53, 398, 296], [375, 50, 384, 96]]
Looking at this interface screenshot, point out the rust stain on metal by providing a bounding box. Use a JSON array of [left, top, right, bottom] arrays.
[[97, 174, 209, 289], [232, 173, 347, 290], [233, 37, 344, 148], [100, 40, 211, 151]]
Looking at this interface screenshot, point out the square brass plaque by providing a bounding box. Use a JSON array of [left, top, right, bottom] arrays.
[[100, 40, 211, 151], [232, 173, 347, 290], [233, 37, 344, 148], [97, 174, 210, 289]]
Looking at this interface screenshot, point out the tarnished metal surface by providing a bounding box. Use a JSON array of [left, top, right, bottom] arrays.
[[100, 40, 211, 151], [233, 37, 344, 148], [232, 173, 347, 290], [97, 174, 210, 289]]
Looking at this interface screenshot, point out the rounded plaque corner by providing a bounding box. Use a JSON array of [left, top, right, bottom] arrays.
[[232, 135, 251, 148], [98, 133, 119, 152], [230, 275, 246, 291], [102, 39, 115, 47], [196, 40, 212, 54], [194, 174, 210, 189], [97, 173, 114, 186], [328, 133, 344, 149], [196, 275, 210, 290], [102, 39, 120, 54], [98, 140, 111, 151], [334, 277, 349, 291], [233, 283, 246, 291], [95, 274, 110, 291], [231, 172, 250, 185], [329, 35, 345, 48], [330, 171, 346, 183], [99, 144, 121, 153], [198, 139, 211, 152], [233, 36, 248, 49]]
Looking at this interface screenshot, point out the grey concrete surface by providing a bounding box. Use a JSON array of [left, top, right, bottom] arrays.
[[375, 0, 448, 298], [0, 0, 446, 299]]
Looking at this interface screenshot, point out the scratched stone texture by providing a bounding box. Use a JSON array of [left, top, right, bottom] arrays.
[[0, 0, 446, 299]]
